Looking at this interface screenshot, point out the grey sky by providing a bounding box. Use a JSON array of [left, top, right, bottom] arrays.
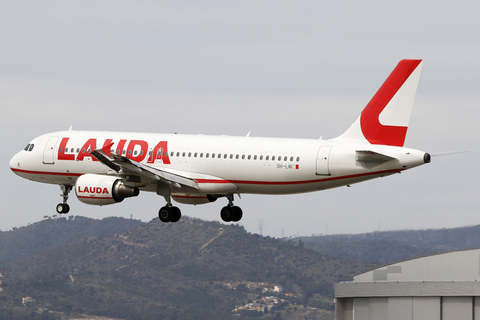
[[1, 1, 478, 238]]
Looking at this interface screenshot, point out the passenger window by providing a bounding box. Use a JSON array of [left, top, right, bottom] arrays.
[[122, 150, 126, 155], [171, 152, 174, 157], [218, 153, 221, 158], [71, 148, 74, 153], [224, 154, 227, 159], [230, 154, 233, 159], [254, 155, 257, 160], [206, 153, 209, 158], [188, 152, 191, 157], [82, 148, 86, 153], [212, 154, 215, 159], [194, 153, 197, 157], [272, 156, 275, 161], [200, 153, 203, 158], [242, 155, 245, 160], [128, 150, 132, 155], [297, 157, 300, 162], [260, 155, 263, 160], [236, 154, 239, 159], [149, 151, 152, 156], [59, 148, 63, 153], [182, 152, 185, 157], [176, 152, 180, 157], [266, 156, 269, 160], [77, 148, 80, 153], [284, 156, 287, 161], [248, 155, 251, 160], [290, 156, 293, 161]]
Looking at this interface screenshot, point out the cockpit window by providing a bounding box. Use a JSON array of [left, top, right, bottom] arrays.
[[24, 144, 34, 151], [24, 144, 30, 151], [29, 144, 34, 151]]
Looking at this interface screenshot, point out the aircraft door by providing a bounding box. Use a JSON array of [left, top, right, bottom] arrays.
[[43, 136, 59, 164], [316, 146, 332, 176]]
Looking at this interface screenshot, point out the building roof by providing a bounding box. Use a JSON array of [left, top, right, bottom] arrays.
[[354, 248, 480, 283]]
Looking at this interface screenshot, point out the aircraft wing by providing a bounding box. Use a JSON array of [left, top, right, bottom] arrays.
[[90, 143, 199, 190]]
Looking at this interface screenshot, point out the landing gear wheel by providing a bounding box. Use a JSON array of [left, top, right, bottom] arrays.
[[220, 206, 233, 222], [232, 206, 243, 222], [158, 206, 182, 223], [221, 206, 243, 222], [170, 207, 181, 223], [159, 206, 171, 222], [56, 203, 70, 214]]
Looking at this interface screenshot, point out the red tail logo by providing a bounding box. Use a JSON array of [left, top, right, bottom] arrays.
[[360, 59, 422, 147]]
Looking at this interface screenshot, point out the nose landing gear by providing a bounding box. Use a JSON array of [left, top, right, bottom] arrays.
[[56, 185, 72, 214]]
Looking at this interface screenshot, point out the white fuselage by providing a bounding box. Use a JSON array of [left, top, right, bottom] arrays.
[[10, 130, 427, 199]]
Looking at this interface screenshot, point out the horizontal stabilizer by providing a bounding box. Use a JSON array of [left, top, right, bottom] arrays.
[[356, 150, 397, 163]]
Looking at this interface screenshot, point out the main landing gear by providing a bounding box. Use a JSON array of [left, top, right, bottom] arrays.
[[56, 185, 72, 214], [220, 194, 243, 222], [158, 205, 181, 223]]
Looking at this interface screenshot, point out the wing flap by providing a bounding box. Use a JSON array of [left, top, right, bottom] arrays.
[[90, 148, 199, 190]]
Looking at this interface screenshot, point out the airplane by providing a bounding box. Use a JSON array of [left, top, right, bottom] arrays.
[[10, 59, 430, 223]]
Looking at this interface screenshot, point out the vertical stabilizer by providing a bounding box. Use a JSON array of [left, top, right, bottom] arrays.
[[334, 59, 423, 146]]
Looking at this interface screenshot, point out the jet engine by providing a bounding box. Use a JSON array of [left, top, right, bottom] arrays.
[[75, 174, 139, 206]]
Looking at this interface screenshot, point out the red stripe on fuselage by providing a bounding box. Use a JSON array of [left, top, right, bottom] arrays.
[[10, 168, 83, 177], [11, 168, 403, 187]]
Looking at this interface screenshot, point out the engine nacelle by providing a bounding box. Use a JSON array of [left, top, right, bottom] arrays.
[[75, 174, 139, 206]]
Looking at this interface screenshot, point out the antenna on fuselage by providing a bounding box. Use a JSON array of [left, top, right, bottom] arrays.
[[68, 125, 73, 131]]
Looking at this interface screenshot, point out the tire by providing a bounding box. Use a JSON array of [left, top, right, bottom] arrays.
[[220, 206, 233, 222], [170, 207, 182, 223], [63, 204, 70, 214], [158, 206, 171, 222], [56, 203, 64, 214], [232, 206, 243, 222]]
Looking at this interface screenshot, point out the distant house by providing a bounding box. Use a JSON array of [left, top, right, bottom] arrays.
[[22, 297, 35, 304]]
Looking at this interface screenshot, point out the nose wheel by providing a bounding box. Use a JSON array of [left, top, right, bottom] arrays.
[[56, 185, 72, 214]]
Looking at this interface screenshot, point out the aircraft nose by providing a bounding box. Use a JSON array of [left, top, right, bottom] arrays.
[[10, 151, 23, 174]]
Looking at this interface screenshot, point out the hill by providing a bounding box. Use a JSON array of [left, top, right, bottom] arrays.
[[0, 216, 144, 265], [0, 217, 374, 320], [297, 224, 480, 265]]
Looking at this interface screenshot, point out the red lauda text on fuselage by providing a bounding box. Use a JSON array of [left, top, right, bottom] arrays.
[[57, 138, 171, 164]]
